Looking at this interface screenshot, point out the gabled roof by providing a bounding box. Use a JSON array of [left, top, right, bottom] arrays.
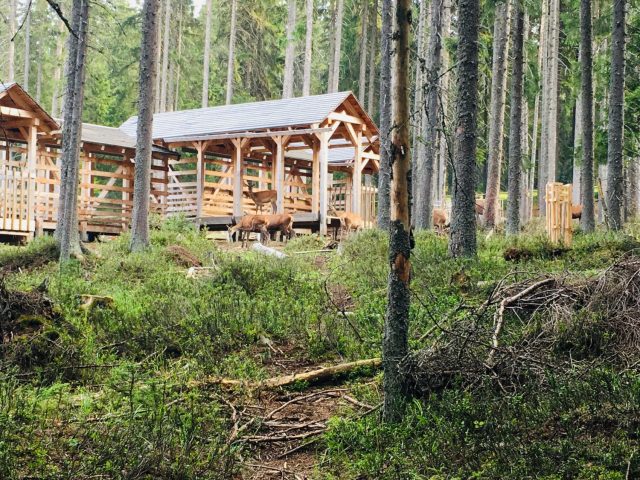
[[120, 92, 378, 142], [81, 123, 137, 149], [0, 82, 59, 133]]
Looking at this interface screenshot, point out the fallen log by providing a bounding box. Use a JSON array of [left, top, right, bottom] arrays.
[[193, 358, 382, 390], [252, 242, 288, 259]]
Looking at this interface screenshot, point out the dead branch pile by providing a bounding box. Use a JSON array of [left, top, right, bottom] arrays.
[[402, 254, 640, 395]]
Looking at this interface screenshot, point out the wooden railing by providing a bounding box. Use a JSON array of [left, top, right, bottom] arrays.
[[329, 179, 377, 228]]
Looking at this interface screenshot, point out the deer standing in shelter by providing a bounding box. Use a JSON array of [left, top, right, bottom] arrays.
[[244, 181, 277, 214]]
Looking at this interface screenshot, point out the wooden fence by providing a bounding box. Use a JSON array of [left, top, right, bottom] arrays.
[[0, 164, 34, 234]]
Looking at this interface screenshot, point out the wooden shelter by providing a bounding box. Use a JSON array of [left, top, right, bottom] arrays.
[[0, 82, 175, 239], [120, 91, 380, 234]]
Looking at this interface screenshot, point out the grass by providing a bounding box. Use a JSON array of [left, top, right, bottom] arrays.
[[0, 218, 638, 478]]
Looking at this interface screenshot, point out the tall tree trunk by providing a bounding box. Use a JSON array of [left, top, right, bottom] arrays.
[[131, 0, 160, 252], [358, 0, 369, 101], [605, 0, 625, 230], [327, 0, 336, 92], [383, 0, 411, 424], [154, 0, 163, 112], [506, 1, 524, 235], [23, 8, 30, 91], [226, 0, 238, 105], [436, 0, 452, 208], [202, 0, 212, 107], [580, 0, 595, 231], [282, 0, 297, 99], [51, 23, 65, 117], [415, 0, 443, 230], [159, 0, 170, 112], [519, 11, 530, 224], [448, 0, 480, 258], [330, 0, 344, 92], [58, 0, 90, 262], [302, 0, 314, 96], [483, 0, 511, 228], [627, 157, 639, 219], [36, 49, 42, 102], [174, 3, 183, 110], [8, 0, 16, 81], [538, 0, 559, 214], [572, 91, 582, 204], [366, 0, 378, 115], [376, 0, 392, 229], [411, 0, 427, 221]]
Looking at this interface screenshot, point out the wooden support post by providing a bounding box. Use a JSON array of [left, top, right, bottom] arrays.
[[275, 136, 285, 213], [196, 142, 204, 221], [26, 124, 37, 233], [318, 131, 329, 235], [232, 138, 244, 217], [312, 138, 320, 215], [352, 129, 363, 215]]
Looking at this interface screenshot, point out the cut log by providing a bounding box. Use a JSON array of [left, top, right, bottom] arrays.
[[194, 358, 382, 390], [252, 242, 288, 259]]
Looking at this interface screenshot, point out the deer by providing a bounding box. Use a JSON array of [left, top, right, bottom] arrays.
[[329, 205, 364, 240], [228, 214, 270, 248], [433, 208, 449, 234], [259, 213, 296, 242], [244, 181, 277, 214], [571, 204, 582, 220]]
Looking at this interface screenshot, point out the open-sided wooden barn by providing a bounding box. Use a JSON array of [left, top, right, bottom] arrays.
[[120, 91, 380, 234], [1, 83, 379, 240], [0, 82, 175, 239]]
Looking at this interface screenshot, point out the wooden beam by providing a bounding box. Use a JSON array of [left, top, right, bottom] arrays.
[[231, 138, 245, 217], [312, 138, 320, 215], [328, 111, 364, 125], [0, 106, 35, 119], [318, 132, 329, 235], [274, 136, 285, 213], [163, 127, 333, 144], [352, 129, 363, 214], [195, 142, 205, 220], [1, 119, 37, 129]]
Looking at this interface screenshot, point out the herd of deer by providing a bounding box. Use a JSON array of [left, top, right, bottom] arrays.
[[229, 183, 585, 247]]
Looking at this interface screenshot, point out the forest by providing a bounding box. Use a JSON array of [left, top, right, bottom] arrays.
[[1, 0, 640, 478]]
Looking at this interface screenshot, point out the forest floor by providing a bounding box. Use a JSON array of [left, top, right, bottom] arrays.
[[0, 216, 639, 479]]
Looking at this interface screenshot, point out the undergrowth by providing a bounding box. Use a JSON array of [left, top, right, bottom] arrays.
[[0, 219, 638, 478]]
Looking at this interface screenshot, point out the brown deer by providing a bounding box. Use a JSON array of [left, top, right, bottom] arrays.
[[571, 204, 582, 219], [433, 208, 449, 233], [228, 215, 270, 247], [259, 213, 296, 242], [244, 181, 277, 214], [329, 205, 364, 240]]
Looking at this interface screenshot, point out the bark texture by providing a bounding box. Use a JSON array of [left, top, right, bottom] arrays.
[[579, 0, 595, 232], [538, 0, 559, 214], [506, 2, 524, 235], [483, 0, 511, 228], [366, 0, 378, 115], [376, 0, 392, 229], [302, 0, 314, 96], [226, 0, 238, 105], [415, 0, 443, 230], [159, 0, 171, 112], [358, 0, 369, 101], [23, 8, 31, 91], [448, 0, 479, 258], [330, 0, 345, 93], [51, 23, 65, 117], [605, 0, 625, 230], [383, 0, 411, 424], [411, 0, 427, 221], [202, 0, 212, 107], [57, 0, 89, 262], [282, 0, 297, 98], [8, 0, 16, 81], [130, 0, 160, 252], [436, 0, 452, 208]]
